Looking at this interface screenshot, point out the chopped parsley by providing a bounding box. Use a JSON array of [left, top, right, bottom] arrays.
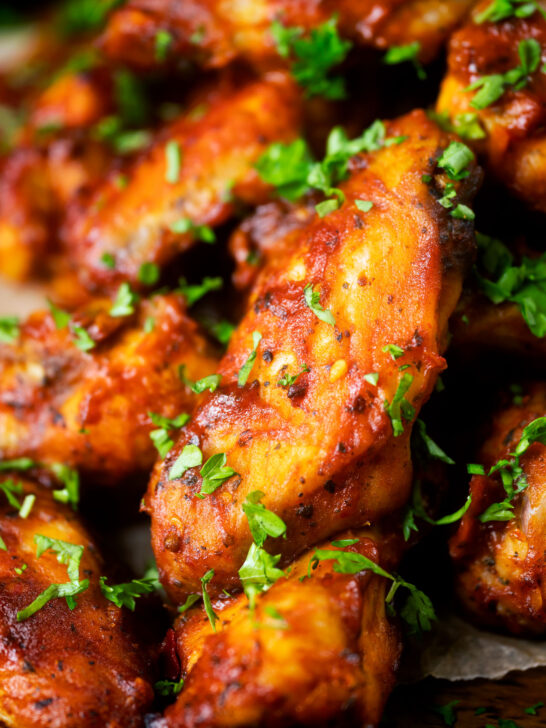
[[237, 331, 262, 386], [201, 569, 218, 631], [470, 415, 546, 522], [72, 326, 95, 352], [149, 412, 190, 458], [431, 700, 460, 727], [277, 364, 309, 387], [437, 141, 474, 181], [50, 464, 80, 510], [203, 319, 236, 347], [48, 300, 70, 329], [0, 536, 6, 551], [168, 444, 203, 480], [170, 218, 216, 243], [18, 494, 35, 519], [155, 678, 184, 697], [382, 343, 405, 360], [364, 372, 379, 386], [155, 30, 173, 62], [355, 199, 373, 212], [113, 69, 149, 127], [0, 478, 23, 509], [242, 491, 287, 547], [110, 282, 139, 317], [475, 0, 546, 24], [384, 373, 415, 436], [304, 284, 335, 326], [475, 232, 546, 337], [271, 16, 352, 99], [525, 702, 544, 715], [0, 458, 34, 473], [17, 535, 89, 621], [55, 0, 123, 37], [403, 479, 471, 541], [384, 42, 425, 80], [0, 316, 19, 343], [308, 542, 436, 634], [138, 262, 160, 286], [165, 140, 181, 184], [176, 276, 223, 305], [179, 366, 222, 393], [99, 573, 157, 610], [198, 453, 238, 498], [178, 593, 201, 614], [256, 120, 406, 215], [466, 38, 542, 109], [101, 252, 116, 269]]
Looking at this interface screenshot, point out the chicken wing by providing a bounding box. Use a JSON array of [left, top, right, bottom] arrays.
[[63, 72, 302, 292], [450, 383, 546, 635], [0, 292, 218, 485], [155, 529, 401, 728], [0, 478, 155, 727], [100, 0, 474, 71], [146, 110, 480, 600], [437, 1, 546, 212]]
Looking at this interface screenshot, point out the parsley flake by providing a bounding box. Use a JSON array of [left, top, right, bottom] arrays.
[[304, 284, 335, 326], [149, 411, 190, 458], [475, 0, 546, 24], [437, 141, 474, 181], [355, 199, 373, 212], [384, 42, 426, 79], [238, 542, 285, 609], [72, 326, 95, 351], [198, 453, 238, 498], [384, 373, 415, 436], [101, 252, 116, 269], [201, 569, 218, 631], [271, 16, 352, 99], [50, 464, 80, 510], [431, 700, 460, 726], [110, 282, 139, 317], [155, 30, 172, 61], [47, 300, 70, 329], [179, 366, 222, 393], [168, 444, 203, 480], [170, 217, 216, 243], [0, 316, 19, 343], [99, 573, 157, 610], [242, 491, 286, 547], [176, 276, 223, 305], [155, 678, 184, 697], [277, 364, 309, 388], [165, 140, 181, 184], [237, 331, 262, 386], [138, 262, 160, 286], [382, 343, 405, 360]]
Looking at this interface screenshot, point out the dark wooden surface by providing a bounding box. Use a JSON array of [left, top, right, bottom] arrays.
[[384, 667, 546, 726]]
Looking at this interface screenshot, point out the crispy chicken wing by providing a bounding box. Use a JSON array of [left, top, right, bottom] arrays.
[[100, 0, 474, 71], [450, 383, 546, 635], [64, 73, 302, 292], [0, 292, 218, 485], [146, 110, 480, 600], [0, 478, 155, 727], [437, 1, 546, 212], [156, 529, 401, 728]]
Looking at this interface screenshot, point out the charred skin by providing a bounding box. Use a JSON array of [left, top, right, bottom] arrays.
[[156, 529, 401, 728], [0, 479, 155, 727], [63, 73, 303, 293], [146, 110, 480, 600], [0, 293, 218, 485], [100, 0, 473, 71], [437, 1, 546, 212], [450, 383, 546, 635]]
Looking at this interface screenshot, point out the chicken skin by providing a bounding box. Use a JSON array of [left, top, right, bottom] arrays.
[[437, 1, 546, 212], [156, 529, 401, 728], [146, 110, 480, 600], [0, 292, 218, 485], [100, 0, 474, 72], [63, 73, 302, 293], [0, 478, 155, 727], [450, 383, 546, 635]]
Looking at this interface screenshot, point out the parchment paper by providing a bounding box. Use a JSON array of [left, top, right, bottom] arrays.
[[1, 279, 545, 682]]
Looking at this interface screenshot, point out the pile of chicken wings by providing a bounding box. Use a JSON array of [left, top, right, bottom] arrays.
[[1, 1, 546, 726]]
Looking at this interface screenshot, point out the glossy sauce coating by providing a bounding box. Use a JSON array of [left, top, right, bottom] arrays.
[[0, 293, 218, 484], [157, 529, 401, 728], [64, 73, 302, 292], [146, 110, 480, 600], [437, 1, 546, 211], [451, 384, 546, 635], [0, 479, 155, 727], [100, 0, 474, 70]]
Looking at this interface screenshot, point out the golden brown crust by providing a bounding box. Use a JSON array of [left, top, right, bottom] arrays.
[[0, 479, 155, 727], [0, 293, 218, 484], [146, 110, 480, 600], [157, 530, 401, 728], [100, 0, 473, 70], [437, 1, 546, 211], [63, 72, 303, 292], [450, 383, 546, 635]]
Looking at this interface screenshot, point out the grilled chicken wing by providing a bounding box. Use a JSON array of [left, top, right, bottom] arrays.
[[437, 1, 546, 212], [155, 529, 401, 728], [146, 110, 480, 600], [0, 292, 218, 485], [64, 73, 302, 293], [450, 383, 546, 635], [0, 478, 155, 727], [100, 0, 474, 71]]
